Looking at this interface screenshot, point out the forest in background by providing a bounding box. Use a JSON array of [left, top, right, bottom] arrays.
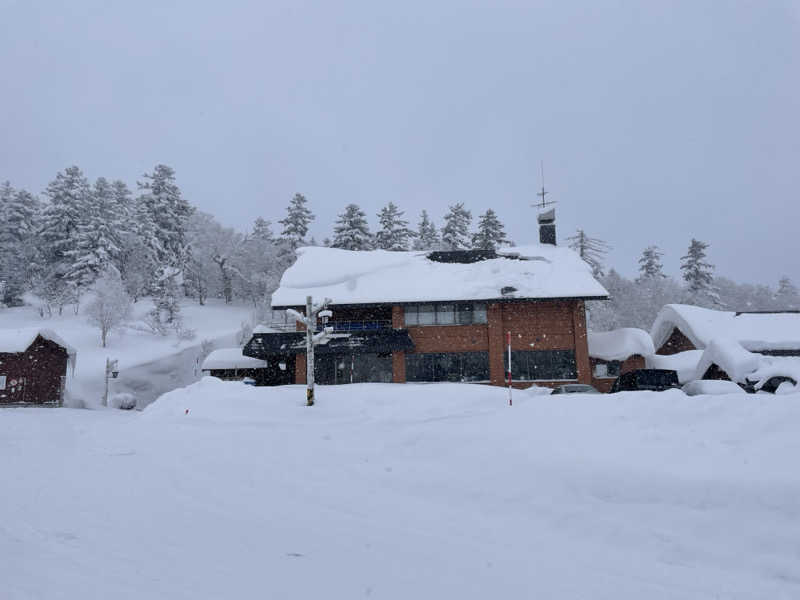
[[1, 164, 797, 335]]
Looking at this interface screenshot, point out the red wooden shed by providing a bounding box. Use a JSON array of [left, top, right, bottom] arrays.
[[0, 328, 76, 405]]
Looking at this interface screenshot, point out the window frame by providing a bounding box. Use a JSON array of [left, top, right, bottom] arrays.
[[505, 349, 578, 382], [403, 302, 488, 327]]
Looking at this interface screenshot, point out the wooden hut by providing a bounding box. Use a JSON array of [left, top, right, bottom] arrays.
[[0, 328, 76, 405]]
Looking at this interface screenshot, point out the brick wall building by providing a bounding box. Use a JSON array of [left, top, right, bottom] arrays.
[[245, 243, 608, 389]]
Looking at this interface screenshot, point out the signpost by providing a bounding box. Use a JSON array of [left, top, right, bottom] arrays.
[[103, 357, 119, 407], [287, 296, 333, 406]]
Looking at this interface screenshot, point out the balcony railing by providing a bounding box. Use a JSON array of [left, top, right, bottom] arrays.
[[264, 320, 392, 333]]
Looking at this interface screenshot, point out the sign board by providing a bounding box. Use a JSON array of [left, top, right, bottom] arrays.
[[0, 375, 6, 390]]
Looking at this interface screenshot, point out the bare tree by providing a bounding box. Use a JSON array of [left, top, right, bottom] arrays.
[[85, 270, 132, 347]]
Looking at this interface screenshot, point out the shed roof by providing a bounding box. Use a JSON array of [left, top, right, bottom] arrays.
[[651, 304, 800, 352], [587, 328, 654, 361], [201, 348, 268, 371], [271, 245, 608, 308], [0, 327, 77, 370]]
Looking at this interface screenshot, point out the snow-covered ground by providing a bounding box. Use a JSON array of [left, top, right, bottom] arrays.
[[0, 299, 254, 407], [2, 380, 799, 599]]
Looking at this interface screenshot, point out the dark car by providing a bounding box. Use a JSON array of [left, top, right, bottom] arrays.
[[551, 384, 600, 395], [609, 369, 681, 393]]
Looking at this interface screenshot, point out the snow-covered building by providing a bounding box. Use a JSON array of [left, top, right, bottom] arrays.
[[200, 348, 270, 383], [587, 328, 654, 392], [651, 304, 800, 356], [246, 243, 608, 388], [0, 328, 76, 405]]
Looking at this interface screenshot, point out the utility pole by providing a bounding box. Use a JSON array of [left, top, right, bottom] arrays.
[[287, 296, 333, 406]]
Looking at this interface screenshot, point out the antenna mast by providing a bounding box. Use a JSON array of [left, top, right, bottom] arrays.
[[534, 160, 556, 210]]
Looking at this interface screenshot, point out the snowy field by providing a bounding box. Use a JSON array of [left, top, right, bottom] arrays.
[[2, 380, 800, 599], [0, 299, 254, 407]]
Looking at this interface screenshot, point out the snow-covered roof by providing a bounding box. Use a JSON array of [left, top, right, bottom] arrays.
[[271, 245, 608, 307], [587, 328, 654, 361], [646, 350, 704, 384], [0, 327, 77, 370], [201, 348, 268, 371], [651, 304, 800, 352]]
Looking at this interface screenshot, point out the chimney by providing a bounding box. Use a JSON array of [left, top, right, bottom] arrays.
[[538, 208, 556, 245]]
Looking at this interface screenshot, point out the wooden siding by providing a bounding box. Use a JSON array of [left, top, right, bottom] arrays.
[[0, 336, 68, 405], [657, 327, 696, 355]]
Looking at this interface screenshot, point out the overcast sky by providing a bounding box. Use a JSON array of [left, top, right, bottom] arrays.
[[1, 1, 798, 284]]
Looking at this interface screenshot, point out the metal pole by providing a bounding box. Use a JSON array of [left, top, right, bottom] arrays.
[[507, 331, 512, 406], [103, 357, 109, 407], [306, 295, 314, 407]]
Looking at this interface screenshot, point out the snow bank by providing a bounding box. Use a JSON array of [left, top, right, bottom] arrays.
[[200, 348, 267, 371], [646, 349, 703, 384], [272, 245, 608, 307], [587, 328, 654, 361], [694, 338, 763, 383], [682, 380, 745, 396], [651, 304, 800, 352], [748, 357, 800, 390], [5, 382, 800, 599]]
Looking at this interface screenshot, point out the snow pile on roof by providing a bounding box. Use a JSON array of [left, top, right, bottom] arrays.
[[651, 304, 800, 352], [271, 245, 608, 307], [646, 350, 704, 384], [587, 328, 654, 361], [252, 324, 284, 334], [201, 348, 267, 371], [694, 338, 763, 383], [0, 327, 77, 370]]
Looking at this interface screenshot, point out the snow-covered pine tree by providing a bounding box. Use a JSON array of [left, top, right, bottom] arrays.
[[66, 177, 125, 288], [332, 204, 373, 250], [774, 276, 799, 310], [412, 210, 440, 250], [137, 164, 193, 271], [471, 209, 508, 250], [40, 166, 91, 273], [680, 238, 718, 305], [252, 217, 274, 241], [441, 203, 472, 250], [567, 229, 611, 278], [279, 193, 314, 247], [0, 183, 40, 304], [636, 245, 666, 281], [374, 202, 415, 250]]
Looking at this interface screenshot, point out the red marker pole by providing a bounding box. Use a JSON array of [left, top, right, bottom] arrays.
[[507, 331, 512, 406]]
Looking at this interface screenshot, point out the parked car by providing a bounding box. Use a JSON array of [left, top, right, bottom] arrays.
[[609, 369, 680, 393], [550, 384, 600, 395], [682, 380, 746, 396]]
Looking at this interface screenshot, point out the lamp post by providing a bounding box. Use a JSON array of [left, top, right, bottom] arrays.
[[287, 296, 333, 406], [103, 357, 119, 407]]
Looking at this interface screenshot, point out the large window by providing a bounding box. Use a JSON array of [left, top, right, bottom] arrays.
[[404, 302, 488, 326], [315, 352, 393, 385], [406, 351, 490, 382], [504, 350, 577, 381]]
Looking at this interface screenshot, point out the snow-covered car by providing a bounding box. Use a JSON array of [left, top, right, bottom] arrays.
[[550, 384, 600, 395], [752, 375, 797, 394], [609, 369, 681, 393], [682, 380, 746, 396]]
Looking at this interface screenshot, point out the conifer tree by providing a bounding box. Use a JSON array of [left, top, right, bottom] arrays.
[[637, 245, 666, 281], [471, 209, 508, 250], [441, 203, 472, 250], [252, 217, 274, 241], [332, 204, 372, 250], [0, 184, 40, 303], [413, 210, 440, 250], [137, 164, 193, 271], [40, 166, 91, 270], [66, 177, 124, 287], [774, 276, 798, 310], [279, 193, 314, 247], [567, 229, 611, 278], [680, 238, 717, 303], [374, 202, 415, 250]]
